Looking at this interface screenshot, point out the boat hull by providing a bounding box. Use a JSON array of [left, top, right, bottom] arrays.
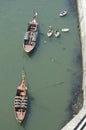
[[14, 78, 28, 123], [61, 28, 70, 32], [47, 30, 53, 37], [59, 10, 68, 17], [54, 31, 60, 37], [23, 12, 38, 53]]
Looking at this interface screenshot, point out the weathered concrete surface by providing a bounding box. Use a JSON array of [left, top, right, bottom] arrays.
[[61, 108, 86, 130], [79, 0, 86, 109], [61, 0, 86, 129]]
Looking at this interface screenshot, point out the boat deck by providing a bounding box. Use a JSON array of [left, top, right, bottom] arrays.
[[24, 44, 34, 52]]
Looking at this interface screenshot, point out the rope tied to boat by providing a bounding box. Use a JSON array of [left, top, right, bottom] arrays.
[[22, 70, 25, 81]]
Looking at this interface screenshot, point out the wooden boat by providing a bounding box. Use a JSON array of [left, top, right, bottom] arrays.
[[47, 26, 53, 37], [54, 30, 60, 37], [59, 10, 68, 17], [14, 71, 28, 123], [61, 28, 70, 32], [23, 12, 38, 52]]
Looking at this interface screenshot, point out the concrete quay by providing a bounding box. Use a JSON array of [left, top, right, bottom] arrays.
[[61, 0, 86, 130]]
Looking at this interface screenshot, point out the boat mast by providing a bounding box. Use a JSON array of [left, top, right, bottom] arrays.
[[22, 70, 25, 81], [33, 10, 37, 19]]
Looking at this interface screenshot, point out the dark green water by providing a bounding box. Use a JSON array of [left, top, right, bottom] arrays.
[[0, 0, 81, 130]]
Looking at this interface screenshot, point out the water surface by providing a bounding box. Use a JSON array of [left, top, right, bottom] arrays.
[[0, 0, 81, 130]]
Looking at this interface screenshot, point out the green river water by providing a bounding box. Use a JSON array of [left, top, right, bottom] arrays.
[[0, 0, 82, 130]]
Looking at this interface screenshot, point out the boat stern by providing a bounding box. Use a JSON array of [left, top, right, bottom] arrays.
[[23, 44, 35, 53], [15, 110, 26, 123]]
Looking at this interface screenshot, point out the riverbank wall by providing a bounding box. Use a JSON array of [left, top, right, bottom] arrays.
[[61, 0, 86, 129]]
